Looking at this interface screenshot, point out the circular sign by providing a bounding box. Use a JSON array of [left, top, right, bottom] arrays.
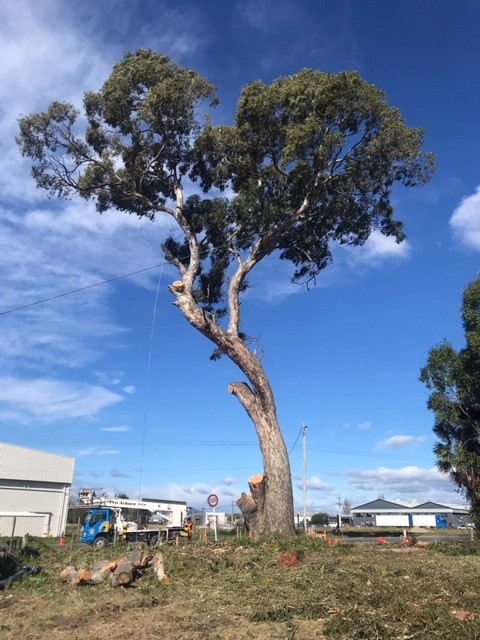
[[207, 493, 219, 508]]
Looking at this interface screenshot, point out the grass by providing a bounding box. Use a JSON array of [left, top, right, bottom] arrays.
[[1, 535, 480, 639]]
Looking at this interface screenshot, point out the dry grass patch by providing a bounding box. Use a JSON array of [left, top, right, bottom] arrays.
[[1, 538, 480, 639]]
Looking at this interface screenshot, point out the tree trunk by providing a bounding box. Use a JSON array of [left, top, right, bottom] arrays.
[[229, 382, 295, 540], [169, 283, 296, 541]]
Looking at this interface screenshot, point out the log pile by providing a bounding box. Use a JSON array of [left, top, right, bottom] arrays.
[[60, 550, 167, 587]]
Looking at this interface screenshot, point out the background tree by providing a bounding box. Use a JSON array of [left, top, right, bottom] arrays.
[[17, 50, 433, 540], [342, 497, 352, 515], [420, 277, 480, 533], [310, 512, 329, 526]]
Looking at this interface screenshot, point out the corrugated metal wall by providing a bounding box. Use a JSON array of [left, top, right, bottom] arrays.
[[0, 442, 74, 537]]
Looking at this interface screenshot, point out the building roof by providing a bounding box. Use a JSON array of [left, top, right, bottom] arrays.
[[352, 499, 407, 511], [352, 498, 469, 515]]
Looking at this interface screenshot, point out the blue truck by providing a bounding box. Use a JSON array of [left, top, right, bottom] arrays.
[[79, 497, 187, 548]]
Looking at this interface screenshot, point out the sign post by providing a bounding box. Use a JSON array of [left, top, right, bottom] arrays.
[[207, 493, 219, 542]]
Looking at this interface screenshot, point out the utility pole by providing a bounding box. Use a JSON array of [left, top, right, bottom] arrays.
[[302, 423, 308, 533], [337, 496, 342, 529]]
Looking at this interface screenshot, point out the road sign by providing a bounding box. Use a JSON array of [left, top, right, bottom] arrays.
[[207, 493, 219, 508]]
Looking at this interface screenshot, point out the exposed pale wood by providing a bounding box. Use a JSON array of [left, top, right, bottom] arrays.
[[111, 560, 136, 588], [152, 552, 167, 582], [59, 565, 77, 583]]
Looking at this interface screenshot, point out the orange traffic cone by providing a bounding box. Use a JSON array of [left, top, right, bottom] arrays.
[[59, 534, 65, 546]]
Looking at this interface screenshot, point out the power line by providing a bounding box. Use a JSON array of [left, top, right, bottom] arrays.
[[0, 227, 274, 319], [288, 425, 303, 454], [0, 261, 167, 317]]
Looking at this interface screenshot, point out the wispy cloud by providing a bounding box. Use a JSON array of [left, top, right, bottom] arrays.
[[0, 377, 122, 423], [100, 425, 132, 433], [347, 466, 453, 495], [77, 447, 121, 457], [450, 185, 480, 249], [123, 385, 136, 395], [345, 421, 372, 431], [377, 435, 426, 449], [110, 468, 132, 478], [296, 475, 335, 492]]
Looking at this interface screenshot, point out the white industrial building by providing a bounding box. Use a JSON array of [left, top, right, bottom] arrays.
[[0, 442, 75, 537], [351, 498, 470, 528]]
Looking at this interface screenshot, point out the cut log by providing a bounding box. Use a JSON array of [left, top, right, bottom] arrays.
[[125, 549, 151, 568], [152, 552, 167, 582], [111, 560, 136, 588], [91, 559, 121, 584], [73, 569, 93, 585], [59, 566, 77, 583]]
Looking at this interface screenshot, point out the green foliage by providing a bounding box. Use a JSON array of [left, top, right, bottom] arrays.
[[420, 277, 480, 531], [310, 512, 329, 525], [17, 50, 433, 312]]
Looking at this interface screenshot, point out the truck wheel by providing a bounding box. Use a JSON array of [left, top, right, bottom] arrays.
[[93, 536, 107, 549], [149, 535, 159, 547]]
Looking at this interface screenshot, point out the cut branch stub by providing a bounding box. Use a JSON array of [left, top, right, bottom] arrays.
[[170, 280, 185, 293], [248, 473, 264, 491], [237, 473, 266, 537]]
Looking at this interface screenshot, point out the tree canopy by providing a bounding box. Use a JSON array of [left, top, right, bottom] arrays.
[[420, 278, 480, 531], [310, 512, 329, 526], [17, 50, 434, 540]]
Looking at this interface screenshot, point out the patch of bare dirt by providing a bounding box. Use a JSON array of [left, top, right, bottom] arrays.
[[0, 590, 325, 640]]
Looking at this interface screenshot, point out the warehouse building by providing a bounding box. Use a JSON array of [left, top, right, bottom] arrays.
[[351, 498, 470, 528], [0, 442, 75, 537]]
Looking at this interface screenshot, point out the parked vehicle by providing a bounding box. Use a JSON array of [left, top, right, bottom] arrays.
[[79, 496, 187, 548]]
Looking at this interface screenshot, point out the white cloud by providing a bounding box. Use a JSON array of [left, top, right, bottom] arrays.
[[346, 230, 411, 266], [77, 447, 121, 457], [345, 421, 372, 430], [0, 4, 189, 378], [123, 385, 136, 395], [347, 465, 453, 495], [357, 421, 372, 431], [100, 425, 132, 433], [377, 435, 426, 449], [450, 185, 480, 249], [296, 476, 335, 492], [0, 377, 122, 423], [139, 482, 239, 508]]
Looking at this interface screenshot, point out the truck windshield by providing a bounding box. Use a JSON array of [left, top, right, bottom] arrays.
[[88, 511, 107, 527]]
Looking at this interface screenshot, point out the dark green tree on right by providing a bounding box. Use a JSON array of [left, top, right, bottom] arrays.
[[420, 278, 480, 532]]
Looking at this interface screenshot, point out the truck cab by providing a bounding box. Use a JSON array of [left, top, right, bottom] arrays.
[[81, 508, 113, 546]]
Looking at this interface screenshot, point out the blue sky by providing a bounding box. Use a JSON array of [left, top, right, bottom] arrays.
[[1, 0, 479, 515]]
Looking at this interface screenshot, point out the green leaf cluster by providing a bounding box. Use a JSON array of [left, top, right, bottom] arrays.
[[17, 50, 433, 322], [420, 278, 480, 530]]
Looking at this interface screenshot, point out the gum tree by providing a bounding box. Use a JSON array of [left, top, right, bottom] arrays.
[[17, 50, 433, 540], [420, 278, 480, 532]]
